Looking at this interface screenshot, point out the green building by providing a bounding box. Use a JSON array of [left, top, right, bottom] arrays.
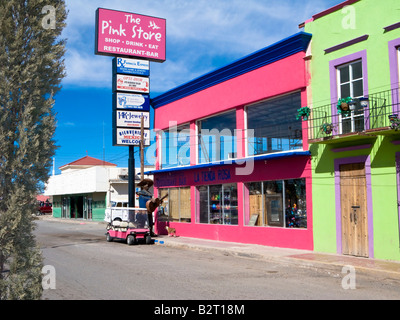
[[302, 0, 400, 260]]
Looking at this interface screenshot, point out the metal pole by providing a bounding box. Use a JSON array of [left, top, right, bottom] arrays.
[[128, 145, 135, 208], [140, 116, 144, 182]]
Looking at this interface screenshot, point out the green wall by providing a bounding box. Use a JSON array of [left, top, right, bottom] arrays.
[[51, 193, 106, 222], [305, 0, 400, 260]]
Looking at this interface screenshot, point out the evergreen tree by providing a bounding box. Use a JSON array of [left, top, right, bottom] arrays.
[[0, 0, 67, 299]]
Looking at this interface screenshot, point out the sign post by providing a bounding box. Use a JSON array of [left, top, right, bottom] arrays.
[[95, 7, 166, 209], [128, 145, 135, 208]]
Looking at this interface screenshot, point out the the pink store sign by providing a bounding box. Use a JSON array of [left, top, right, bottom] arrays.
[[95, 8, 166, 63]]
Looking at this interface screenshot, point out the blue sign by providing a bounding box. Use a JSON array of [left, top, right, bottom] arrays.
[[113, 57, 150, 76], [113, 92, 150, 111]]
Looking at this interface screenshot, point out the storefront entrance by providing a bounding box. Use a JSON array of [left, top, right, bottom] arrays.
[[61, 195, 93, 219], [340, 163, 369, 257]]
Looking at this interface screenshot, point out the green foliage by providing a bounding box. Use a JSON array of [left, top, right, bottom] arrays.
[[296, 106, 310, 121], [0, 0, 67, 300]]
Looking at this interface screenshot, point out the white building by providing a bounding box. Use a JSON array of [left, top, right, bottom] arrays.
[[45, 156, 153, 221]]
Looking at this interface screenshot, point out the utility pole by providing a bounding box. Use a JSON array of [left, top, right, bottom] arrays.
[[128, 145, 135, 208]]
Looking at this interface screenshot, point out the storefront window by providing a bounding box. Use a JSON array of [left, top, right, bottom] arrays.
[[284, 179, 307, 228], [198, 111, 237, 164], [158, 187, 191, 223], [197, 183, 238, 225], [199, 186, 209, 223], [160, 123, 190, 168], [246, 178, 307, 228], [248, 182, 263, 226], [265, 180, 284, 226], [247, 92, 302, 156]]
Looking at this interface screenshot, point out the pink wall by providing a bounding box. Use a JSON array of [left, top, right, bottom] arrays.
[[154, 156, 313, 250], [154, 52, 307, 130], [152, 50, 313, 250]]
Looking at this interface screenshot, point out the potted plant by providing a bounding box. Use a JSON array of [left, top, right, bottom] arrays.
[[337, 97, 352, 116], [389, 114, 400, 131], [296, 106, 311, 121], [320, 122, 333, 135]]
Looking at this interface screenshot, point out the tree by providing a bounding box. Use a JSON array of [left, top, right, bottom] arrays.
[[0, 0, 67, 299]]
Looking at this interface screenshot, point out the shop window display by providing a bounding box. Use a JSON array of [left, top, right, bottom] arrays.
[[246, 178, 307, 228], [197, 183, 238, 225]]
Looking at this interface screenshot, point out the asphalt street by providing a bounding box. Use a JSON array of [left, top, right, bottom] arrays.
[[34, 219, 400, 301]]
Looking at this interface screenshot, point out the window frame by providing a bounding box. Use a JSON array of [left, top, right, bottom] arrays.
[[196, 183, 239, 225], [336, 60, 365, 134], [245, 91, 303, 157], [197, 110, 237, 164], [245, 178, 307, 229], [388, 38, 400, 114], [159, 187, 191, 223], [329, 50, 369, 133], [159, 122, 191, 169]]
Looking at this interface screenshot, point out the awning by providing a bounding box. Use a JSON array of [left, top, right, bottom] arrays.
[[144, 150, 311, 175]]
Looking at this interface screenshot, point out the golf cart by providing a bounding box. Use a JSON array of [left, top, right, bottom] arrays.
[[105, 207, 152, 245]]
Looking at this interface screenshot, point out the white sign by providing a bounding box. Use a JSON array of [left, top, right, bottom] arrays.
[[114, 92, 150, 111], [115, 110, 150, 128], [114, 128, 151, 146], [114, 57, 150, 76], [113, 74, 149, 93]]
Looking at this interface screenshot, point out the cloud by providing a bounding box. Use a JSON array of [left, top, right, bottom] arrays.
[[61, 0, 342, 92], [63, 49, 112, 88]]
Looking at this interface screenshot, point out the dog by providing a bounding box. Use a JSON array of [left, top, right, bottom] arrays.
[[165, 226, 177, 237]]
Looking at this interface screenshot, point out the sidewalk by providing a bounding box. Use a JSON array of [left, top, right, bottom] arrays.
[[154, 235, 400, 279], [38, 215, 400, 279]]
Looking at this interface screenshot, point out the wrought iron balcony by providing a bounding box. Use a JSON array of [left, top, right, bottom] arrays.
[[307, 87, 400, 143]]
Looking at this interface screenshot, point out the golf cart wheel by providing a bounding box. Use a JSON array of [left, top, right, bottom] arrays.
[[145, 235, 152, 244], [127, 235, 136, 245], [106, 233, 113, 242]]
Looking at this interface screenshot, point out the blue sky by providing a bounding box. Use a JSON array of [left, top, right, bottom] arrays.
[[53, 0, 341, 174]]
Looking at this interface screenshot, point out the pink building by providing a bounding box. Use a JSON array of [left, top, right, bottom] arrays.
[[147, 32, 313, 250]]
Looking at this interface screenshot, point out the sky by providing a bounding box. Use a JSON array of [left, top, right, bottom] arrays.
[[52, 0, 342, 175]]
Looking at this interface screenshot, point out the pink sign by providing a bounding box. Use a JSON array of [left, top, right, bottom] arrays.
[[95, 8, 166, 63]]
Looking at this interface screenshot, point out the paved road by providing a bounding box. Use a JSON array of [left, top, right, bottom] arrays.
[[35, 219, 400, 301]]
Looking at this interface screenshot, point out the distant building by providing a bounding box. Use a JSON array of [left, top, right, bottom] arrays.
[[45, 156, 153, 221]]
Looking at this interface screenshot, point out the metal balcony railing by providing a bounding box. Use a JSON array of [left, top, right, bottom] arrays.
[[307, 87, 400, 142]]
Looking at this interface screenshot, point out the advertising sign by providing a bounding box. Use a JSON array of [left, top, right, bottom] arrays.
[[113, 74, 149, 93], [113, 57, 150, 76], [114, 128, 151, 146], [95, 8, 166, 63], [113, 92, 150, 111], [114, 110, 150, 128]]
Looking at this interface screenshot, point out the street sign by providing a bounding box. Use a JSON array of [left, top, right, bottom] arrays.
[[113, 128, 151, 146], [95, 7, 166, 209], [113, 74, 150, 93], [114, 110, 150, 129], [95, 8, 166, 63], [113, 57, 150, 76], [113, 92, 150, 111]]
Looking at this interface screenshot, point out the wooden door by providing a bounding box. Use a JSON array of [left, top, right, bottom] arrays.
[[340, 163, 369, 257], [249, 194, 263, 226]]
